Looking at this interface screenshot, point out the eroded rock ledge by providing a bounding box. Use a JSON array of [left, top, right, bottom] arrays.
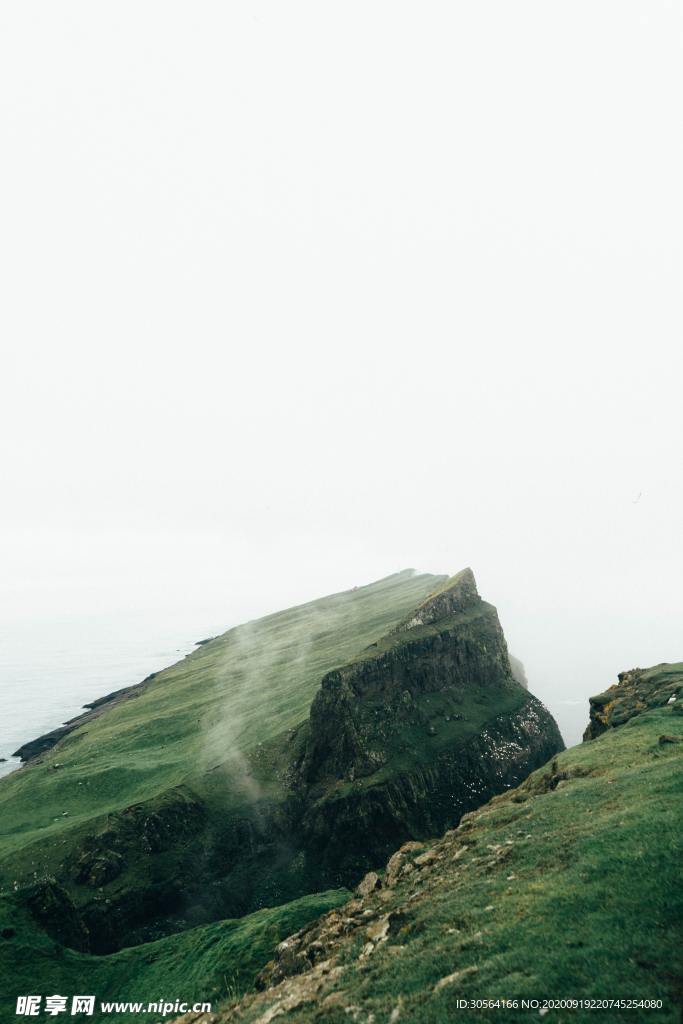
[[583, 663, 682, 740]]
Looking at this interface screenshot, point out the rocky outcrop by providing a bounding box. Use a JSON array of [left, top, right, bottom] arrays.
[[583, 663, 683, 740], [390, 567, 482, 630], [300, 569, 522, 784], [290, 570, 564, 885]]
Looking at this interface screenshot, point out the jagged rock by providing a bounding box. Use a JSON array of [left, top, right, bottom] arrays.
[[366, 914, 391, 943], [270, 946, 310, 983], [301, 569, 518, 784], [356, 871, 382, 897], [393, 568, 481, 630], [385, 842, 425, 886], [414, 848, 439, 868], [251, 960, 344, 1024], [584, 664, 683, 740]]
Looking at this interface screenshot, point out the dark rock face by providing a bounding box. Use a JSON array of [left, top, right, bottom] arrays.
[[299, 696, 563, 884], [293, 569, 564, 884], [67, 790, 206, 953], [20, 879, 90, 952], [583, 664, 683, 740], [12, 725, 75, 762], [301, 569, 517, 784]]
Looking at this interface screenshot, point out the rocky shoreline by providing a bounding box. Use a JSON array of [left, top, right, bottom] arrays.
[[11, 672, 159, 764]]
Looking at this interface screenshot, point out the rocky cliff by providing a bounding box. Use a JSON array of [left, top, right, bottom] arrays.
[[583, 662, 683, 739], [301, 569, 512, 783], [288, 569, 564, 884]]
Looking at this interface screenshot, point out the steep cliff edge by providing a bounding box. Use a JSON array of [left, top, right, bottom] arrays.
[[301, 569, 512, 783], [288, 569, 564, 882]]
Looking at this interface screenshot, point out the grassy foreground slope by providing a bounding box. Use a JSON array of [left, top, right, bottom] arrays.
[[210, 672, 683, 1024], [0, 571, 443, 881], [0, 888, 349, 1023]]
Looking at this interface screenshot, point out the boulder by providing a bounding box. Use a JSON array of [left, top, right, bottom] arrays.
[[356, 871, 382, 897]]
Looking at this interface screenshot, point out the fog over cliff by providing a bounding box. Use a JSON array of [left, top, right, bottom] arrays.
[[1, 2, 680, 748]]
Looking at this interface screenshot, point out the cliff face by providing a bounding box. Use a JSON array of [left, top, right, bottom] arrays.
[[293, 569, 564, 881], [297, 697, 563, 883], [301, 569, 520, 783]]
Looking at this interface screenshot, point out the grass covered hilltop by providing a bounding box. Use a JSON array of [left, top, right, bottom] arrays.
[[4, 571, 673, 1023]]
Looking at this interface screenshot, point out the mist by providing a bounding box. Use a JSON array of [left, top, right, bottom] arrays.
[[1, 2, 680, 749]]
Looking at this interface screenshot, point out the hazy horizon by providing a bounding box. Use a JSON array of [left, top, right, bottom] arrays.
[[1, 2, 680, 753]]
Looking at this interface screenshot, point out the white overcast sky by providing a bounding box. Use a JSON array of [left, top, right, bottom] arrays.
[[0, 2, 681, 742]]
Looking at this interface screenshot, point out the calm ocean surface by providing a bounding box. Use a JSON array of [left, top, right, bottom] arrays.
[[0, 611, 229, 779]]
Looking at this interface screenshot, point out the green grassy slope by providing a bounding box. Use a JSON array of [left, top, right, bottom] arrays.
[[0, 571, 443, 879], [0, 888, 349, 1023], [219, 682, 683, 1024]]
